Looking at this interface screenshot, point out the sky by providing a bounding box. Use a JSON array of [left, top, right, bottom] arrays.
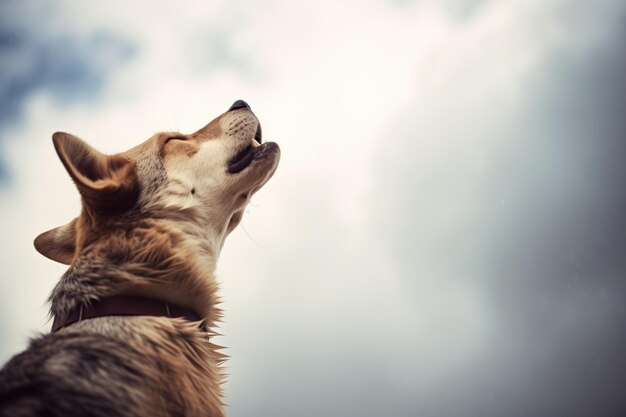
[[1, 0, 625, 416]]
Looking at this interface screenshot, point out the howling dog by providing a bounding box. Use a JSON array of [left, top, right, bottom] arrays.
[[0, 100, 280, 417]]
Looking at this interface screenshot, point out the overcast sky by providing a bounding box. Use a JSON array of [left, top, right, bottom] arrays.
[[1, 1, 625, 416]]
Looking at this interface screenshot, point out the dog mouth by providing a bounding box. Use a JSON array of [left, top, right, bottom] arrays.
[[227, 124, 263, 174]]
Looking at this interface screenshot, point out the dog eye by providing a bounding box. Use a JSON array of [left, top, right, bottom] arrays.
[[165, 136, 187, 143]]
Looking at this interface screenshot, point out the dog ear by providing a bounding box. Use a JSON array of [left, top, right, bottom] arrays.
[[52, 132, 138, 212], [34, 218, 78, 264]]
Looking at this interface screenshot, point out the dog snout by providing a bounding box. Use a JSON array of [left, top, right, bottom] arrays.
[[228, 100, 251, 112]]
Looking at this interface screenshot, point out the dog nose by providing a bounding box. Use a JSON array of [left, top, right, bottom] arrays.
[[228, 100, 251, 111]]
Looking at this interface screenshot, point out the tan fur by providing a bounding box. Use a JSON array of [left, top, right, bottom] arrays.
[[1, 103, 280, 417]]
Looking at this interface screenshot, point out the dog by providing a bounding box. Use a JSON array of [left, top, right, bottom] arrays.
[[0, 100, 280, 417]]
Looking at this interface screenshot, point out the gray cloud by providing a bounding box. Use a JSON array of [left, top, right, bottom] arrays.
[[183, 27, 259, 80], [392, 0, 489, 18], [0, 0, 135, 180], [366, 5, 626, 416]]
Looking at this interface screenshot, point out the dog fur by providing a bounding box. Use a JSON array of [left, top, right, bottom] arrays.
[[0, 103, 280, 417]]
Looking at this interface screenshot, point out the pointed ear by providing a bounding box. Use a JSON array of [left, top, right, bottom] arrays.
[[34, 218, 78, 264], [52, 132, 138, 212]]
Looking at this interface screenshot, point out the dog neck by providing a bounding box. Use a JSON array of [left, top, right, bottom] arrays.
[[48, 206, 225, 332]]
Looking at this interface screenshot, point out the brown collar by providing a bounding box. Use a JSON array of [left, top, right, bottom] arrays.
[[51, 296, 204, 332]]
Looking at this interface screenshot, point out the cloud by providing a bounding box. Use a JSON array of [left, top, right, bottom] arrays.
[[0, 0, 135, 179], [0, 0, 625, 416], [393, 0, 490, 19], [365, 1, 626, 415]]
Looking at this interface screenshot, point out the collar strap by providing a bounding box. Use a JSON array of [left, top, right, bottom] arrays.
[[51, 296, 204, 332]]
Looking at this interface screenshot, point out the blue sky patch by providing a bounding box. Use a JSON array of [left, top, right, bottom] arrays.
[[0, 3, 135, 181]]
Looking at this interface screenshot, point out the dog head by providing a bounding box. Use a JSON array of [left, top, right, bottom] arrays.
[[34, 100, 280, 265]]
